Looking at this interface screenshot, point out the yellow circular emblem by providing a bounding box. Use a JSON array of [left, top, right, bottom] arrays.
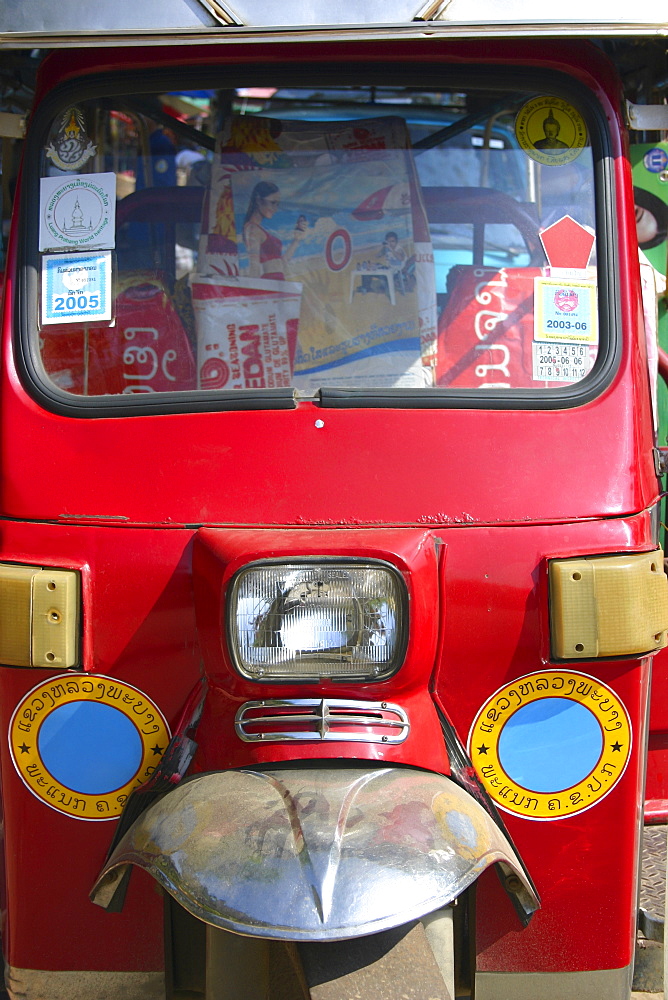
[[515, 97, 588, 166], [468, 670, 631, 821], [9, 674, 170, 821]]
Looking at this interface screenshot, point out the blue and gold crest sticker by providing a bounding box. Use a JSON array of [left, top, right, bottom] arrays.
[[9, 675, 170, 821], [46, 107, 96, 172], [469, 670, 631, 820]]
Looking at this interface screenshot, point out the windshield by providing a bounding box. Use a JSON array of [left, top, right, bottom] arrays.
[[30, 80, 600, 404]]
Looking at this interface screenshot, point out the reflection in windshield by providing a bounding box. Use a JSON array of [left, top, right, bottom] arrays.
[[36, 84, 598, 398]]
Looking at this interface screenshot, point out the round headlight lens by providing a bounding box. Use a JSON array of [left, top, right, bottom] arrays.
[[228, 560, 406, 681]]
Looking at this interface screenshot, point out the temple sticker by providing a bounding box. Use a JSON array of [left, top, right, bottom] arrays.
[[9, 675, 170, 820], [39, 172, 116, 252], [468, 670, 631, 820]]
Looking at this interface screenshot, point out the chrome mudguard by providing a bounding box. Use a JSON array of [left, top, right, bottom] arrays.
[[91, 766, 538, 941]]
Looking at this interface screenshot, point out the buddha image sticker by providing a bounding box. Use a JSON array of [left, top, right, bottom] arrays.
[[41, 251, 112, 325], [9, 675, 170, 820], [515, 97, 588, 167], [468, 670, 631, 820], [39, 172, 116, 251]]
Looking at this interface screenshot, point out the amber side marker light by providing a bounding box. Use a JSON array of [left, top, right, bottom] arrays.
[[0, 564, 80, 668], [549, 551, 668, 659]]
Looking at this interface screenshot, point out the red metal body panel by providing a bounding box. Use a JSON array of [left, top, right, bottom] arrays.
[[0, 369, 657, 529], [644, 644, 668, 819], [0, 513, 656, 974], [1, 41, 657, 532], [192, 527, 447, 773], [0, 37, 660, 989], [0, 522, 201, 973], [430, 515, 653, 973]]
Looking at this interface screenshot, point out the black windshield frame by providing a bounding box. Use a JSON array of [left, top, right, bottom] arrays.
[[15, 59, 619, 417]]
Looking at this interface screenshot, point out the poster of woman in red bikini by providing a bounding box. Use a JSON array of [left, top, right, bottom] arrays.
[[242, 180, 308, 280], [230, 155, 429, 389], [194, 114, 435, 390]]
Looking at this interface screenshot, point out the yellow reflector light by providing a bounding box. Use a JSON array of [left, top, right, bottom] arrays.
[[0, 564, 80, 668], [549, 550, 668, 659]]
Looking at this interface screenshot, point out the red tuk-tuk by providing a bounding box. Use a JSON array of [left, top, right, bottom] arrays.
[[0, 3, 667, 998]]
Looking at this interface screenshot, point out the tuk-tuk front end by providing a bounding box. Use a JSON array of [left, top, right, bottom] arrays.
[[0, 7, 667, 999]]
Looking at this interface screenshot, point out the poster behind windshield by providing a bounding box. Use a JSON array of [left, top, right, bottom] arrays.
[[193, 115, 435, 389], [230, 155, 427, 389]]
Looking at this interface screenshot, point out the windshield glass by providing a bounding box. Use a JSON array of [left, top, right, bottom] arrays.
[[32, 81, 599, 401]]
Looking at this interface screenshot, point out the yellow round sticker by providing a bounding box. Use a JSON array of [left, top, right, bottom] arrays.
[[9, 674, 170, 821], [468, 670, 631, 821], [515, 97, 588, 166]]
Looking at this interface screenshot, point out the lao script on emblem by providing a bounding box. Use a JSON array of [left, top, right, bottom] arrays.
[[9, 675, 170, 821], [39, 173, 116, 252], [468, 669, 631, 821]]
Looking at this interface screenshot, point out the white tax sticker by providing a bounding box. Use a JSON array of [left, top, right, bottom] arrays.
[[532, 341, 595, 383], [41, 251, 112, 325], [534, 277, 598, 344], [39, 172, 116, 251]]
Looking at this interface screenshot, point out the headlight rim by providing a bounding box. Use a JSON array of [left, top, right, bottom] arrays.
[[225, 556, 409, 684]]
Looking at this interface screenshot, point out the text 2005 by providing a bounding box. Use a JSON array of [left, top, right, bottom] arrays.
[[53, 293, 100, 311]]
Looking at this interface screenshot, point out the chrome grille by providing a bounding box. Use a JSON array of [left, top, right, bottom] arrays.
[[235, 698, 410, 744]]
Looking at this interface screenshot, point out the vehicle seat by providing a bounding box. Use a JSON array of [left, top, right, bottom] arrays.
[[421, 186, 544, 267], [116, 186, 205, 286]]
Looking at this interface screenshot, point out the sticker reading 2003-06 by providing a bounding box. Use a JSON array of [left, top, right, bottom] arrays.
[[9, 675, 170, 820], [468, 670, 631, 820]]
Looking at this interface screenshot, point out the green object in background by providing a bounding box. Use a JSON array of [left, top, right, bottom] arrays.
[[659, 298, 668, 445], [631, 142, 668, 274], [632, 144, 668, 443]]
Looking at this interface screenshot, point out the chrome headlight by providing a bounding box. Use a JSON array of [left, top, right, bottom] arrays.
[[227, 560, 407, 681]]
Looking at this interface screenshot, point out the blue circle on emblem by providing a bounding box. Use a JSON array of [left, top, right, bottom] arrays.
[[37, 701, 143, 794], [498, 698, 603, 793]]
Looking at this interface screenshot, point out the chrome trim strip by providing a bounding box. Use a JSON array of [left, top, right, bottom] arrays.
[[3, 22, 668, 48], [235, 697, 410, 744], [195, 0, 242, 24]]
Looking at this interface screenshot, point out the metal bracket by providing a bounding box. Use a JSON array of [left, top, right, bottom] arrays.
[[194, 0, 242, 25], [655, 447, 668, 477], [0, 112, 25, 139], [627, 101, 668, 132], [414, 0, 454, 17]]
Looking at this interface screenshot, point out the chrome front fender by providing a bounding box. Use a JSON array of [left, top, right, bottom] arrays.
[[91, 766, 538, 941]]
